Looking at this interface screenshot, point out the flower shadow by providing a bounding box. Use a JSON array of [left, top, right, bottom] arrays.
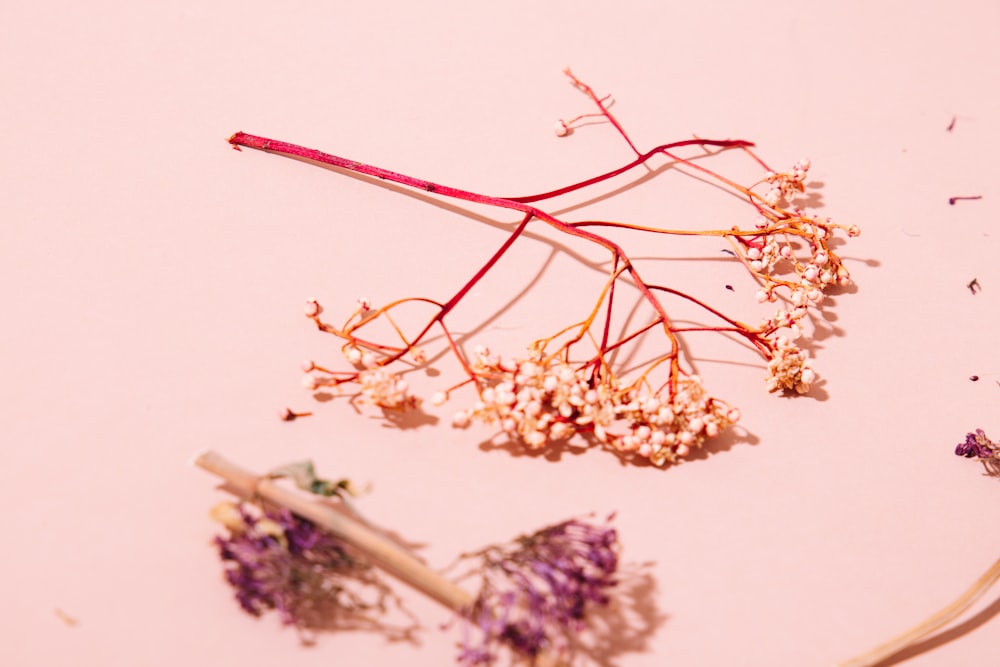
[[472, 423, 760, 470], [289, 593, 423, 647], [572, 563, 669, 666]]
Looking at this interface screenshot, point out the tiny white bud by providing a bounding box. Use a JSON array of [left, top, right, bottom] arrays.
[[431, 391, 447, 406], [550, 421, 571, 440], [524, 431, 546, 448]]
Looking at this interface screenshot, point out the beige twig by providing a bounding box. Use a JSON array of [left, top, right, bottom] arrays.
[[837, 556, 1000, 667]]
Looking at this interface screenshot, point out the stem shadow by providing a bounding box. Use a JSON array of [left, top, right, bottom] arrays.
[[865, 593, 1000, 667]]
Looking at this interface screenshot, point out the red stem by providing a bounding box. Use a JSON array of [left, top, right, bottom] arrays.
[[504, 138, 754, 204], [228, 132, 682, 345]]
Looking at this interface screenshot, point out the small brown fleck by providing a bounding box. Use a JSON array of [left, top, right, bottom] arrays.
[[55, 608, 78, 627], [968, 278, 981, 295], [970, 375, 980, 382]]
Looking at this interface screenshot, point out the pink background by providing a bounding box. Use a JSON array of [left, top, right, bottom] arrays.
[[4, 1, 1000, 665]]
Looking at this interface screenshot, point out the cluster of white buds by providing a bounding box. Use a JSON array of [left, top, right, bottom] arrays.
[[762, 158, 810, 207], [759, 306, 808, 340], [790, 217, 852, 307], [765, 337, 815, 394], [447, 345, 738, 466], [745, 237, 785, 274], [357, 368, 420, 410]]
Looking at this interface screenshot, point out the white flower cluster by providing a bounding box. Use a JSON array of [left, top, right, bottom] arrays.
[[745, 235, 790, 274], [759, 306, 809, 340], [448, 346, 738, 466], [357, 368, 420, 410], [762, 158, 810, 207], [765, 337, 815, 394]]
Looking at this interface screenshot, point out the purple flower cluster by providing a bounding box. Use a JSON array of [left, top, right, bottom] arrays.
[[213, 502, 390, 633], [456, 516, 619, 666], [955, 429, 1000, 475], [956, 429, 997, 459]]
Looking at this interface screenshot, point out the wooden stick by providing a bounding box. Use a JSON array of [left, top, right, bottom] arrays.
[[837, 556, 1000, 667], [194, 450, 474, 613]]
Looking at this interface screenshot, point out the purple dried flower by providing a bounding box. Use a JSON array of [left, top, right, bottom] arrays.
[[955, 429, 996, 459], [453, 515, 619, 666], [955, 429, 1000, 475], [211, 501, 396, 637]]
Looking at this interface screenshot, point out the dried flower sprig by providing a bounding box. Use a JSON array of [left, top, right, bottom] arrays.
[[449, 516, 618, 666], [196, 452, 621, 665], [211, 500, 404, 640], [231, 70, 859, 465], [955, 428, 1000, 475]]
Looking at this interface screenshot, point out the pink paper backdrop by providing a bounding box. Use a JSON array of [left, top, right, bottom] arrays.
[[4, 1, 1000, 665]]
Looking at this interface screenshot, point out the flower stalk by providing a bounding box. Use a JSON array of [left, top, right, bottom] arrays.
[[837, 557, 1000, 667], [230, 72, 859, 466]]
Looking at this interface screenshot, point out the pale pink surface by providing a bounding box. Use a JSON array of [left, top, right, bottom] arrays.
[[3, 2, 1000, 666]]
